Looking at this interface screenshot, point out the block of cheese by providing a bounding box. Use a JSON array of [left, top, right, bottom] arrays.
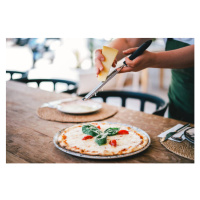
[[97, 46, 118, 81]]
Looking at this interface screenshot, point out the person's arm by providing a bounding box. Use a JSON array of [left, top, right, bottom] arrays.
[[108, 38, 151, 61], [155, 45, 194, 69], [120, 45, 194, 73], [95, 38, 151, 74]]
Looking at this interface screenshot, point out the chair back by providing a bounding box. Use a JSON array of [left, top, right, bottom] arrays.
[[6, 70, 28, 80], [79, 90, 168, 116], [14, 78, 78, 94]]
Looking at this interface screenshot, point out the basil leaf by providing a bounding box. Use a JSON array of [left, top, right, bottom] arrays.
[[104, 127, 120, 136], [82, 124, 102, 136], [95, 134, 107, 146]]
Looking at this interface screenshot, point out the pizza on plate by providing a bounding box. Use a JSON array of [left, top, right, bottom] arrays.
[[57, 122, 149, 156]]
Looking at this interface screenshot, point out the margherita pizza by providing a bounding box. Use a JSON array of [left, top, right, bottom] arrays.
[[57, 122, 149, 156]]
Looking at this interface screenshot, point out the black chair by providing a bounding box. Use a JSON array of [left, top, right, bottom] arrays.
[[79, 90, 168, 116], [14, 78, 78, 94], [6, 70, 29, 80]]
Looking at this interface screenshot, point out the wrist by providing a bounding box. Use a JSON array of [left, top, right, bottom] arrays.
[[152, 52, 160, 68]]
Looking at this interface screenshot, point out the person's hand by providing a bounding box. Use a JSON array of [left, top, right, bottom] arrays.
[[95, 49, 117, 75], [120, 47, 156, 73]]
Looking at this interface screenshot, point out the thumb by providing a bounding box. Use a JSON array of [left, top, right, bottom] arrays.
[[118, 66, 133, 73], [123, 47, 138, 55]]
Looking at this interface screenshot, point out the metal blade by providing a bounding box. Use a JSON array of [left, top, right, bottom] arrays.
[[82, 65, 125, 101]]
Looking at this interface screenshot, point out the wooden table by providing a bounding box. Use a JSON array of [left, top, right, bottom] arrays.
[[6, 81, 194, 163]]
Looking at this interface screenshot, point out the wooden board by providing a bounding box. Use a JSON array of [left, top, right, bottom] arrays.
[[6, 81, 194, 163]]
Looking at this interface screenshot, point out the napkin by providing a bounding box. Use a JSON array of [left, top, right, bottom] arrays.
[[158, 124, 186, 142], [41, 97, 78, 108]]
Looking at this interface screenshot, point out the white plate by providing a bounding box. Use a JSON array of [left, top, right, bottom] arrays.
[[57, 100, 102, 114], [53, 122, 151, 160]]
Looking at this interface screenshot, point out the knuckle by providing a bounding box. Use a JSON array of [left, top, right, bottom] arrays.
[[127, 62, 134, 68], [95, 49, 101, 56], [95, 49, 100, 53], [100, 55, 105, 60], [125, 59, 132, 65], [95, 57, 100, 62], [134, 59, 140, 66]]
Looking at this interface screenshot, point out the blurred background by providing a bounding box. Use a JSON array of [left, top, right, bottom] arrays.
[[6, 38, 171, 116]]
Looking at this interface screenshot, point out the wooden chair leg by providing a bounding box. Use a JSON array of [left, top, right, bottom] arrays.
[[115, 73, 127, 89], [132, 72, 140, 91], [141, 68, 148, 92], [160, 68, 164, 89]]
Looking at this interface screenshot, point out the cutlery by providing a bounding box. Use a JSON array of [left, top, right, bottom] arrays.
[[161, 123, 190, 142], [82, 40, 152, 101], [171, 133, 185, 142]]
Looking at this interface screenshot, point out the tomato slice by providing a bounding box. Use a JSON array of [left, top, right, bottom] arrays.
[[97, 125, 101, 129], [118, 130, 129, 135], [82, 135, 93, 140], [62, 135, 67, 139], [109, 139, 117, 147]]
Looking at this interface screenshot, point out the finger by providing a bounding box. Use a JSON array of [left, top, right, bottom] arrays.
[[123, 47, 138, 55], [118, 66, 134, 73], [96, 67, 100, 76], [124, 57, 136, 67], [95, 49, 105, 61], [95, 58, 104, 74]]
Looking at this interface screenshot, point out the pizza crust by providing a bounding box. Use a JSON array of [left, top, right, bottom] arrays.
[[57, 122, 149, 156]]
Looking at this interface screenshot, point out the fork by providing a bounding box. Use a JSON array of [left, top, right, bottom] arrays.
[[171, 133, 185, 142], [161, 123, 190, 142]]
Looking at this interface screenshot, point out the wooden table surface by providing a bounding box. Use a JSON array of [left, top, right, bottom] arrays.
[[6, 81, 194, 163]]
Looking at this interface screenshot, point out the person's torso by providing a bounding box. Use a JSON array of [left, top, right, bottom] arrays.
[[164, 38, 194, 45], [166, 38, 194, 116]]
